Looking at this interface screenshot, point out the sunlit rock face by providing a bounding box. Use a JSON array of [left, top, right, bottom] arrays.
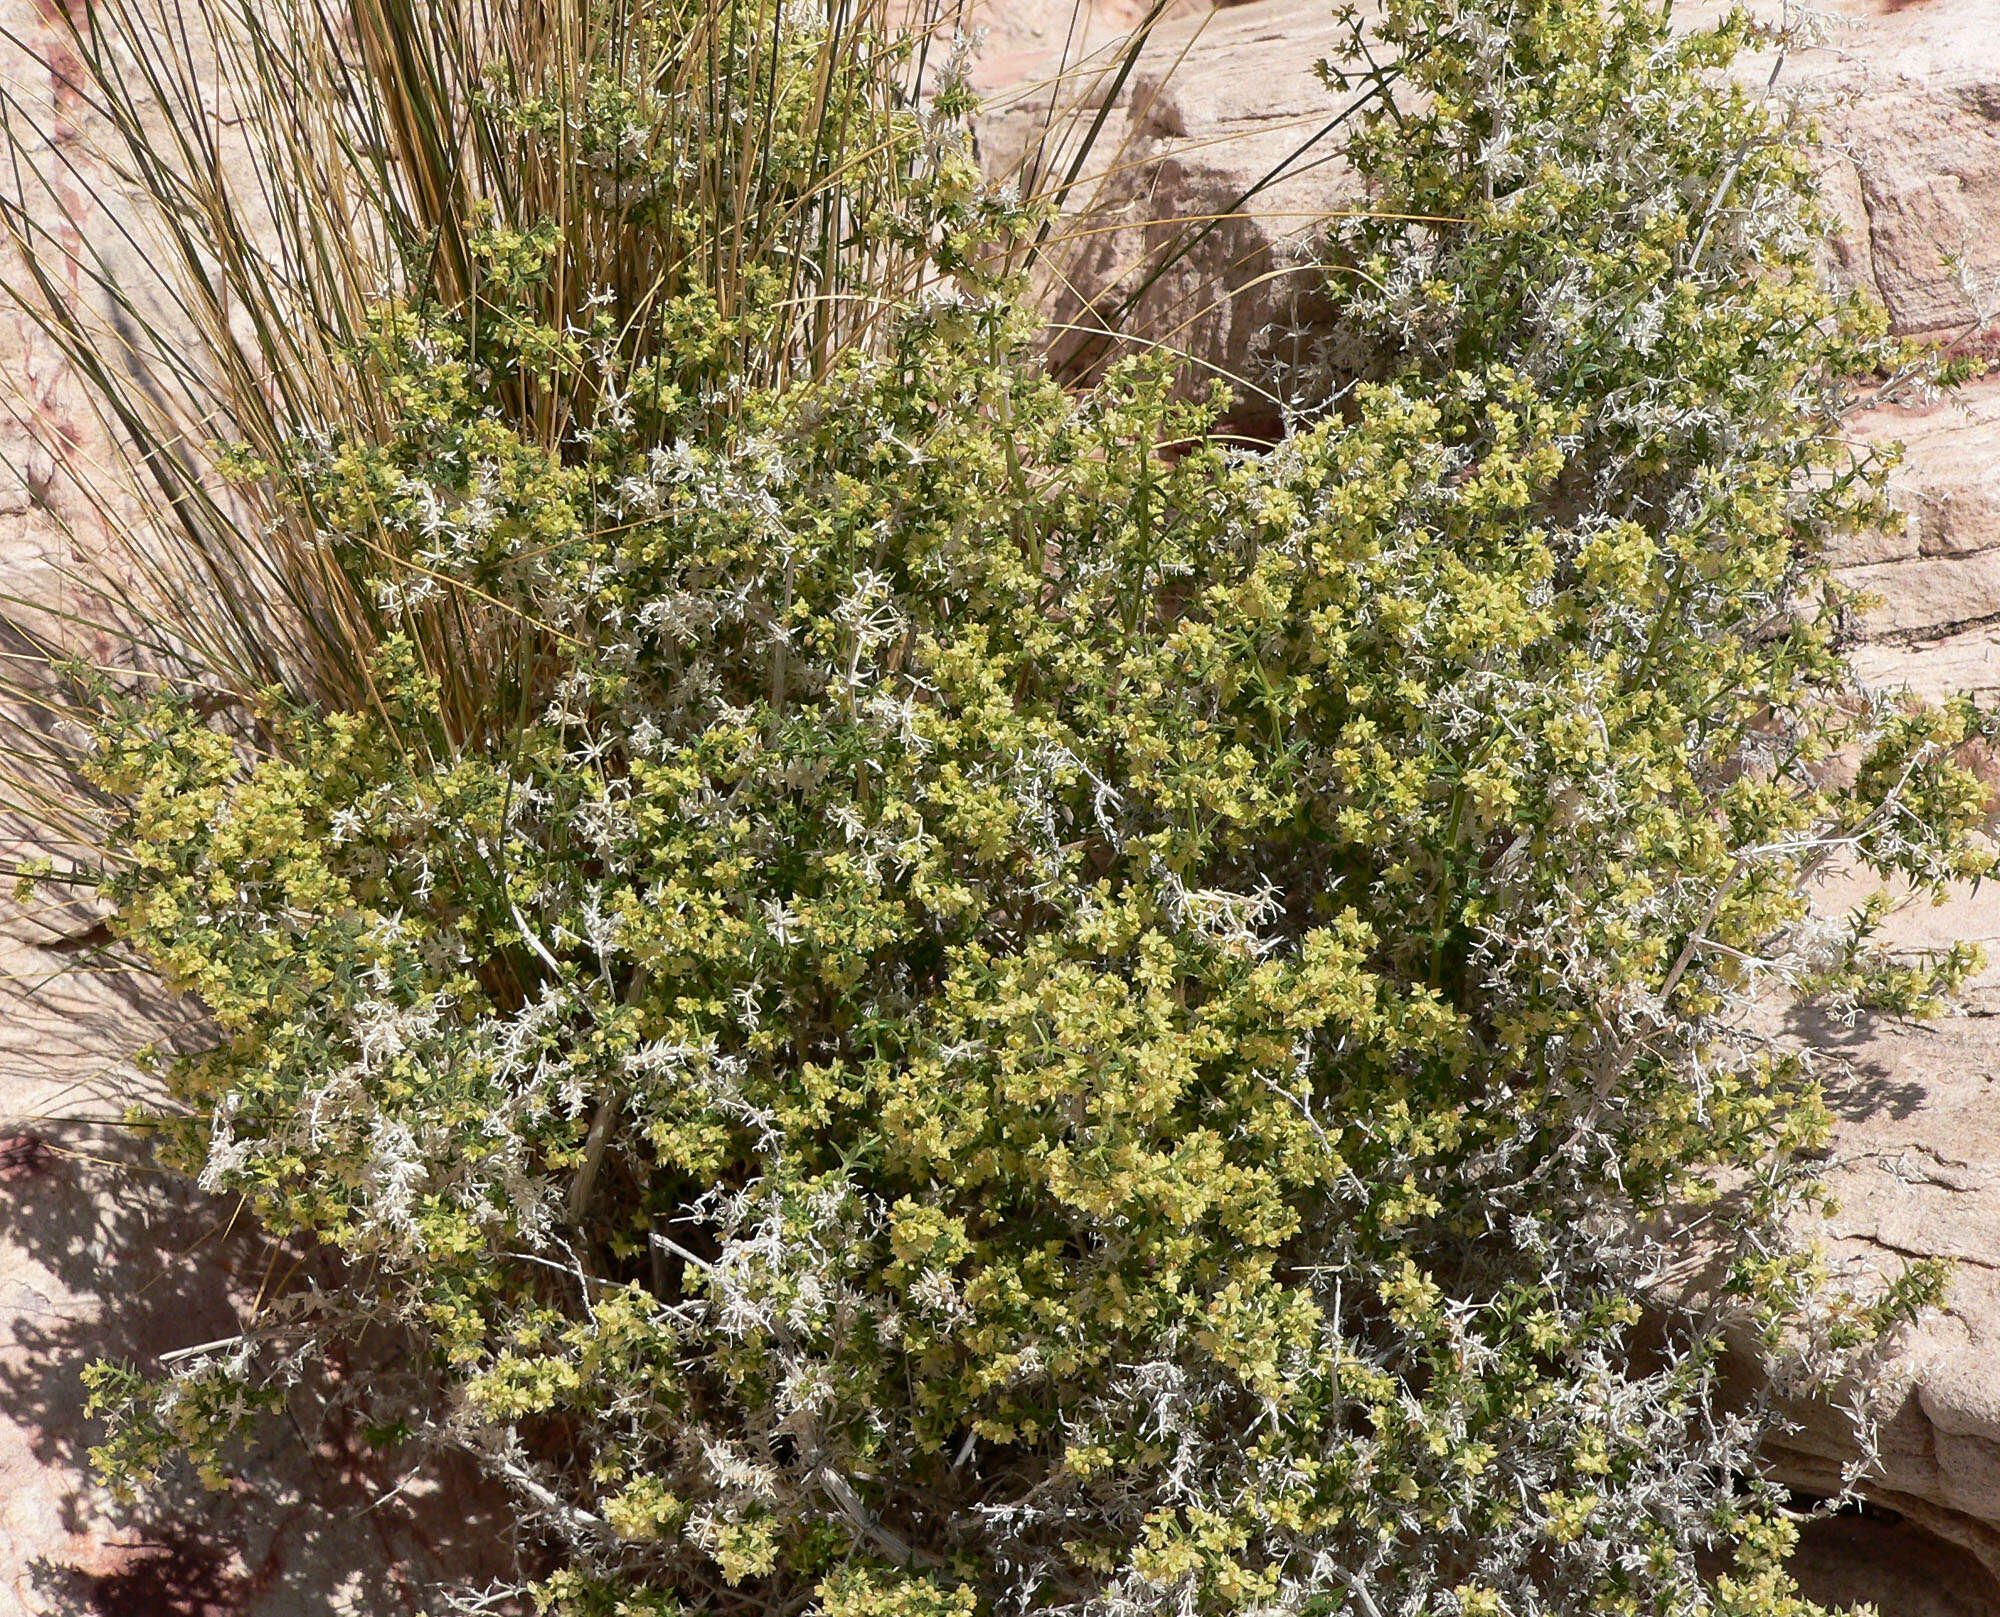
[[963, 0, 1355, 432]]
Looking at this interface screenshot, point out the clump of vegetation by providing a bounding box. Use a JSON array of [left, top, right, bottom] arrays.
[[2, 0, 1991, 1613]]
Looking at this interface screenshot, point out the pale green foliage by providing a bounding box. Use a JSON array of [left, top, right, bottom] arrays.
[[11, 2, 1996, 1616]]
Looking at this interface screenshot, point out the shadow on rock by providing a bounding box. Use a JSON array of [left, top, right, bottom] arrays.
[[1790, 1505, 2000, 1617], [1782, 1001, 1931, 1121], [35, 1525, 262, 1617], [0, 945, 523, 1614]]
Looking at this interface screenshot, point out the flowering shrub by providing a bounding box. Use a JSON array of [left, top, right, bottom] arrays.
[[23, 0, 1997, 1614]]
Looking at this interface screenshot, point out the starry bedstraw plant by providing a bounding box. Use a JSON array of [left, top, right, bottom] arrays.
[[6, 0, 1993, 1614]]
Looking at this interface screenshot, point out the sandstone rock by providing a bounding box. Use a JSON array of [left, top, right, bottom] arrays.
[[960, 0, 1210, 105], [1828, 376, 2000, 672], [1756, 0, 2000, 342], [1744, 863, 2000, 1598], [971, 0, 1357, 424], [1790, 1510, 2000, 1617], [1851, 377, 2000, 563], [1756, 996, 2000, 1577], [1853, 625, 2000, 704], [1756, 24, 2000, 1581], [1839, 546, 2000, 642]]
